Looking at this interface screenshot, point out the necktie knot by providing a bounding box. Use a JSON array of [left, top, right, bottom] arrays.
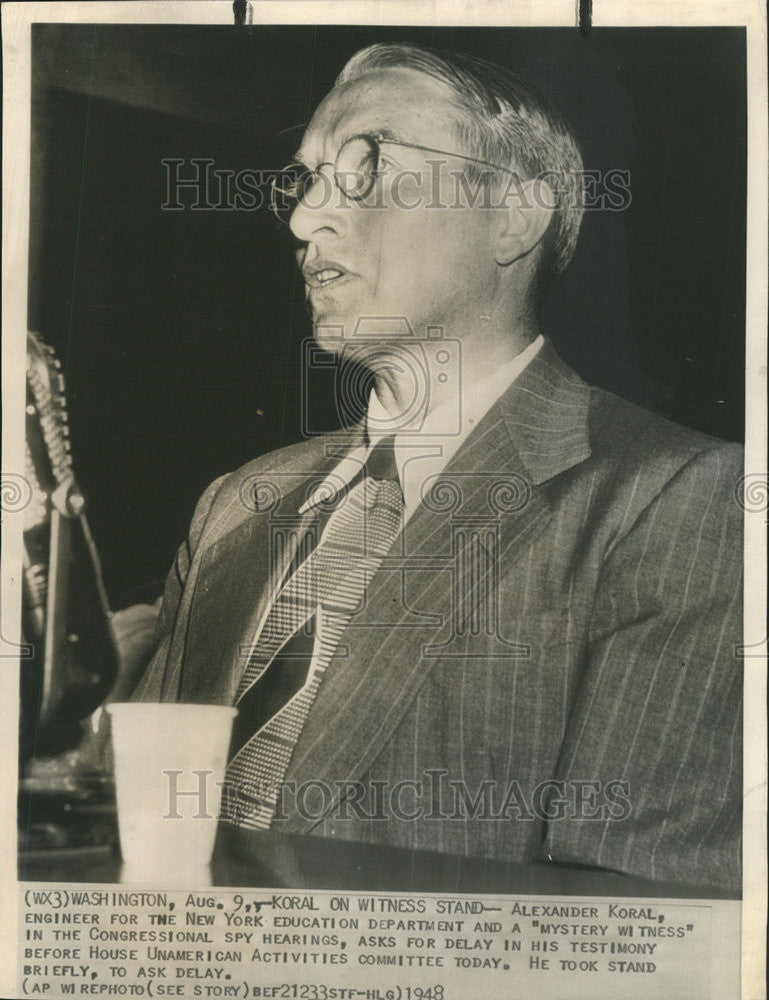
[[365, 435, 399, 484]]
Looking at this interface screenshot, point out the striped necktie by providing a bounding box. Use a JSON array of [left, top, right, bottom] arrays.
[[220, 435, 403, 829]]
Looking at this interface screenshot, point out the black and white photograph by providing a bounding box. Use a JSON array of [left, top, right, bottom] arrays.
[[2, 2, 766, 998]]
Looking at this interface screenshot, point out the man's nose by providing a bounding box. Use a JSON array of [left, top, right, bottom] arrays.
[[288, 169, 348, 242]]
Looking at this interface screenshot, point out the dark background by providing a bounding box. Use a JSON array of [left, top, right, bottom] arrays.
[[29, 25, 747, 608]]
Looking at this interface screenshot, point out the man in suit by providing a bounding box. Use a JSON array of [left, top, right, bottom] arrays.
[[134, 43, 742, 892]]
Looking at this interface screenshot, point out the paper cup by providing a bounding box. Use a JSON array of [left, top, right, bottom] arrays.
[[106, 703, 237, 883]]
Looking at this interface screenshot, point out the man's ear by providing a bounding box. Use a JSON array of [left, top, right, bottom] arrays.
[[493, 177, 555, 266]]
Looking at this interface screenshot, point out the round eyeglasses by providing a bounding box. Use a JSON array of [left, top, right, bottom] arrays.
[[269, 132, 515, 224]]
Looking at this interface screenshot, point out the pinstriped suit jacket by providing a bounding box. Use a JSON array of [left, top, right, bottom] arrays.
[[134, 340, 743, 893]]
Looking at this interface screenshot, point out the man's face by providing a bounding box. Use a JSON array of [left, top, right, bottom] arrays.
[[290, 68, 500, 350]]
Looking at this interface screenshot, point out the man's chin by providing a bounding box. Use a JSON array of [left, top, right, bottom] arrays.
[[312, 316, 349, 353], [311, 304, 376, 350]]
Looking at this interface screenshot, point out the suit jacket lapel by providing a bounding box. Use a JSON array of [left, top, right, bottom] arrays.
[[284, 339, 593, 830], [495, 337, 591, 484]]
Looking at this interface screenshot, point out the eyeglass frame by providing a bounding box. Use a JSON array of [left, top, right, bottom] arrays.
[[269, 132, 520, 223]]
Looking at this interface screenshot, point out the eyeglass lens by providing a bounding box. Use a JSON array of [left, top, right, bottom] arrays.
[[270, 134, 380, 223]]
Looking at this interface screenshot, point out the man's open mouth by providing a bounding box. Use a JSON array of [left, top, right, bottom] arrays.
[[303, 259, 351, 289], [314, 268, 344, 285]]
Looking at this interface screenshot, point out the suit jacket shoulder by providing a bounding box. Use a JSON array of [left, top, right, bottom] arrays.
[[580, 384, 743, 549], [587, 381, 741, 471], [187, 427, 365, 556]]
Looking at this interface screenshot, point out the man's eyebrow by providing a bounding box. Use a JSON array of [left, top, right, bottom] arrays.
[[371, 127, 399, 142], [293, 126, 404, 166]]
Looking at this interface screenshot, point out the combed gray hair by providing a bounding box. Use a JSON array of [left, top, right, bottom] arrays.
[[335, 42, 584, 276]]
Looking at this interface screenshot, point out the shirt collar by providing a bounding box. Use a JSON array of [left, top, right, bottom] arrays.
[[299, 334, 543, 518]]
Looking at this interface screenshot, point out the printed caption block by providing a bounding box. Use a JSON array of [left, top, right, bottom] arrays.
[[19, 887, 739, 1000]]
